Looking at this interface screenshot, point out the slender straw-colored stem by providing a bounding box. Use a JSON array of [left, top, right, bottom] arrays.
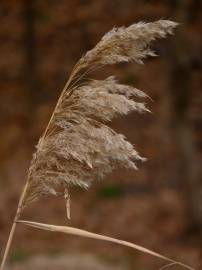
[[0, 64, 82, 270], [0, 222, 17, 270], [40, 64, 81, 141], [0, 181, 29, 270], [0, 65, 82, 270]]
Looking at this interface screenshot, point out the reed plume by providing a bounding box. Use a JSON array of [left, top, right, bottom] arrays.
[[1, 20, 193, 270], [22, 20, 177, 212]]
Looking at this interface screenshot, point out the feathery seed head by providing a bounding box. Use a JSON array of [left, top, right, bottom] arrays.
[[21, 20, 178, 212]]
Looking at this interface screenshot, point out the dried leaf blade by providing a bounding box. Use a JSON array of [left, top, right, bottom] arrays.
[[17, 220, 195, 270]]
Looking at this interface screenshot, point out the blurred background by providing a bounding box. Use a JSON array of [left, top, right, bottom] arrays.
[[0, 0, 202, 269]]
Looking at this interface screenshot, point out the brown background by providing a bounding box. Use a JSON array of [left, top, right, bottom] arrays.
[[0, 0, 202, 269]]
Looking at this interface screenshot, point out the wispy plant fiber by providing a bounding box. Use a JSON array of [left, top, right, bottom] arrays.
[[21, 20, 178, 212], [2, 20, 195, 270]]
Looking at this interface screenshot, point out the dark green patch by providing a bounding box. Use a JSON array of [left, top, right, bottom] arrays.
[[36, 11, 51, 23], [98, 184, 124, 198], [10, 249, 30, 263], [122, 72, 138, 85]]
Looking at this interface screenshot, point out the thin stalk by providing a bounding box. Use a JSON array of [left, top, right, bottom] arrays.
[[0, 181, 29, 270], [0, 64, 81, 270], [39, 64, 81, 142]]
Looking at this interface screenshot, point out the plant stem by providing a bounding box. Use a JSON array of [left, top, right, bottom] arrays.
[[0, 181, 29, 270], [0, 65, 80, 270], [0, 222, 17, 270], [40, 65, 80, 141]]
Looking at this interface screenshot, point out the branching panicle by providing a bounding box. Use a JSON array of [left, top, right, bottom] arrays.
[[2, 20, 196, 270], [21, 20, 178, 210], [81, 20, 178, 65]]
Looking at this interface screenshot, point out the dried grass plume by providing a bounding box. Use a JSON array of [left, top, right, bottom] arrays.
[[22, 20, 178, 215], [2, 19, 191, 270]]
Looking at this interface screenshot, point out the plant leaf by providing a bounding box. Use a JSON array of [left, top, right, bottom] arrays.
[[17, 220, 193, 270]]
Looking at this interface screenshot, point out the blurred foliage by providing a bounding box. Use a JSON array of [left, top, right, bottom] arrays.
[[98, 184, 124, 198], [10, 249, 31, 263]]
